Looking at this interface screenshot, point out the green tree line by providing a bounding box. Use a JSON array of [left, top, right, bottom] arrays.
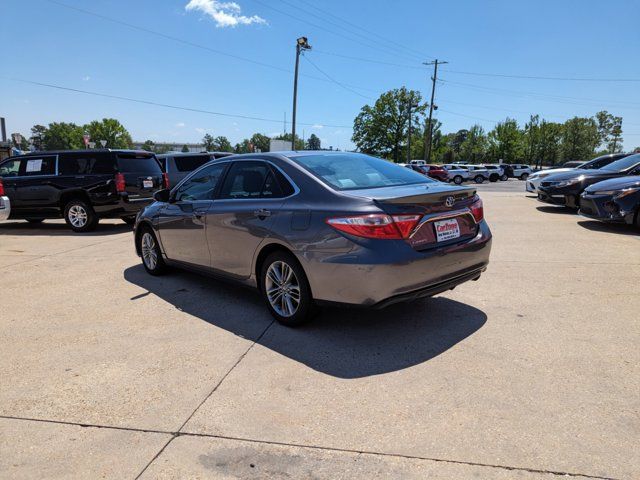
[[352, 87, 631, 166]]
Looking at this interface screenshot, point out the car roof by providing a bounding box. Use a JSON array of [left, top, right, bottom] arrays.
[[2, 149, 155, 162]]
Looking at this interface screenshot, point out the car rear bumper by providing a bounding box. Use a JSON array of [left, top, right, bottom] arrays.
[[304, 221, 492, 307], [93, 194, 154, 217], [0, 196, 10, 221]]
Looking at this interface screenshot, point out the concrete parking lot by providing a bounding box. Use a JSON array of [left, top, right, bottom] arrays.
[[1, 180, 638, 479]]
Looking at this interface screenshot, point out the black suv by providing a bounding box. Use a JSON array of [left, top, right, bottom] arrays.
[[0, 149, 166, 232]]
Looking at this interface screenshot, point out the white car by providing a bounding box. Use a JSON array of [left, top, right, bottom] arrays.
[[510, 164, 533, 180], [462, 165, 490, 183], [410, 159, 427, 166], [442, 164, 470, 184], [483, 165, 507, 182]]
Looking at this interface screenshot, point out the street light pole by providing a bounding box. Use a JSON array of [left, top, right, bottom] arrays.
[[292, 37, 311, 151]]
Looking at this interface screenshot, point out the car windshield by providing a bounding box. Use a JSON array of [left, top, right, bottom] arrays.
[[598, 154, 640, 172], [290, 153, 433, 190]]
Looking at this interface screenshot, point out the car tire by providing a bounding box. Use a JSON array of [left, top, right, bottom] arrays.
[[453, 175, 463, 185], [138, 226, 166, 276], [63, 199, 98, 232], [500, 174, 508, 181], [474, 175, 484, 184], [122, 216, 136, 225], [260, 251, 316, 327], [520, 173, 529, 180], [489, 174, 498, 182], [26, 218, 45, 224]]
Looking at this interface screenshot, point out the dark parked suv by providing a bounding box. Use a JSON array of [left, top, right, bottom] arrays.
[[0, 149, 167, 232], [157, 152, 233, 188]]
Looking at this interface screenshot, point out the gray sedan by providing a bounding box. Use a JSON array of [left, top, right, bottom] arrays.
[[134, 152, 492, 326]]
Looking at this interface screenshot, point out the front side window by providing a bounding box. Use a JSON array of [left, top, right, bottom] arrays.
[[0, 159, 22, 177], [290, 153, 432, 191], [219, 161, 279, 199], [175, 163, 226, 202], [22, 156, 56, 176]]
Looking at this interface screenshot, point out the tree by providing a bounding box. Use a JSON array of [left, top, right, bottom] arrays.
[[84, 118, 132, 149], [522, 115, 541, 165], [234, 139, 252, 154], [213, 136, 233, 152], [451, 129, 469, 156], [537, 121, 564, 166], [459, 125, 487, 163], [202, 133, 215, 151], [181, 144, 190, 153], [561, 117, 599, 161], [594, 111, 623, 153], [30, 125, 47, 151], [42, 122, 84, 150], [306, 133, 321, 150], [250, 133, 271, 153], [488, 118, 524, 163], [141, 140, 155, 152], [352, 87, 426, 162], [608, 116, 623, 153]]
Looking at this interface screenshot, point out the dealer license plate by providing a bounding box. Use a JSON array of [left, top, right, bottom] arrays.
[[434, 218, 461, 242]]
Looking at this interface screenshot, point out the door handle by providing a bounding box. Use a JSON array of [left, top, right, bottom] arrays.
[[254, 209, 271, 218]]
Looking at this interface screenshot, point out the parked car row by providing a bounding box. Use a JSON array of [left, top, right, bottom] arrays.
[[531, 152, 640, 229], [408, 162, 532, 185]]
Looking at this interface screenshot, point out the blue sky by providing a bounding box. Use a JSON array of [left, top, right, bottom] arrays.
[[2, 0, 640, 150]]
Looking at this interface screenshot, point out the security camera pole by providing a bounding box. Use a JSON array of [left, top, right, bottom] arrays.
[[291, 36, 311, 150]]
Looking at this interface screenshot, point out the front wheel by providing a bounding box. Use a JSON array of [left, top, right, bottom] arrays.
[[64, 200, 98, 232], [500, 174, 508, 181], [138, 228, 166, 275], [474, 175, 485, 184], [520, 173, 529, 180], [453, 175, 463, 185], [260, 251, 315, 327]]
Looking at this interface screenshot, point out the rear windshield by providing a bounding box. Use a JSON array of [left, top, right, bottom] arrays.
[[117, 154, 162, 174], [173, 155, 211, 172], [290, 153, 433, 190], [599, 154, 640, 173]]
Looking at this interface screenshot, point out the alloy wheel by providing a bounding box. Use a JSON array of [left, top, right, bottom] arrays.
[[265, 260, 300, 317], [141, 232, 158, 270], [68, 205, 88, 228]]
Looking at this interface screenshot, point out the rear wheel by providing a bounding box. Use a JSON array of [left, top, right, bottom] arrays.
[[260, 251, 315, 327], [474, 175, 484, 184], [489, 174, 499, 182], [500, 174, 508, 181], [138, 227, 166, 275], [453, 175, 463, 185], [520, 173, 529, 180], [64, 199, 98, 232], [26, 218, 44, 224]]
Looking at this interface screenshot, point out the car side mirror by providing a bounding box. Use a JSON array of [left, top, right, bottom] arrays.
[[154, 188, 171, 203]]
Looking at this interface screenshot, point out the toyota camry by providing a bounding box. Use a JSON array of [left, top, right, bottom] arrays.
[[134, 152, 492, 326]]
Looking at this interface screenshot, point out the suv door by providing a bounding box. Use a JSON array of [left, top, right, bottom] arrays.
[[157, 162, 227, 267], [206, 160, 289, 278], [11, 155, 58, 214], [58, 151, 116, 202]]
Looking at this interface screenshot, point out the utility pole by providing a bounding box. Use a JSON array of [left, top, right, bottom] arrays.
[[423, 59, 447, 161], [291, 37, 311, 150], [406, 102, 417, 163]]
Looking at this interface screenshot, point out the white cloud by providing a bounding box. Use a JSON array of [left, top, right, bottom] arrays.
[[185, 0, 266, 28], [82, 75, 91, 81], [175, 122, 186, 128], [311, 124, 324, 129]]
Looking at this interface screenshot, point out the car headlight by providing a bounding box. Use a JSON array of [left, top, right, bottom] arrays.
[[614, 187, 640, 200], [555, 177, 583, 188], [589, 190, 617, 195]]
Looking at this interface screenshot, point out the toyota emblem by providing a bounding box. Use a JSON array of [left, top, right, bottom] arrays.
[[445, 196, 455, 207]]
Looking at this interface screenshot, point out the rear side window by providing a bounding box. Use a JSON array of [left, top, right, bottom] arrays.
[[23, 156, 56, 176], [272, 167, 295, 197], [173, 155, 211, 172], [59, 154, 115, 175], [117, 154, 162, 175], [0, 159, 22, 177]]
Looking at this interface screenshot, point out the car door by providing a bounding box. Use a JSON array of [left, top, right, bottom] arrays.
[[206, 160, 287, 279], [13, 155, 58, 213], [157, 162, 227, 267]]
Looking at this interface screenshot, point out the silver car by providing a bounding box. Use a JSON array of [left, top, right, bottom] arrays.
[[134, 152, 492, 326]]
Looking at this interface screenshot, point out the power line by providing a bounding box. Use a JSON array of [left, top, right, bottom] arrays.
[[313, 49, 425, 69], [44, 0, 378, 95], [440, 69, 640, 82], [2, 76, 354, 129], [301, 54, 372, 100]]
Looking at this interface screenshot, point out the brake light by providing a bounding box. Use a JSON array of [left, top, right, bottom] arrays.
[[326, 213, 422, 240], [115, 173, 126, 193], [0, 178, 4, 196], [469, 197, 484, 223], [162, 172, 170, 189]]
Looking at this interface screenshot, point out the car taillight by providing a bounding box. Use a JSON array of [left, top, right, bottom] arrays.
[[469, 197, 484, 223], [162, 172, 170, 189], [326, 213, 422, 240], [0, 178, 4, 196], [115, 173, 126, 193]]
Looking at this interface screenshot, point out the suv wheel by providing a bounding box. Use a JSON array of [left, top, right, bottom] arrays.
[[520, 173, 529, 180], [452, 175, 463, 185], [474, 175, 484, 184], [64, 200, 98, 232], [500, 174, 508, 181], [260, 251, 315, 327], [138, 228, 166, 275], [489, 174, 499, 182]]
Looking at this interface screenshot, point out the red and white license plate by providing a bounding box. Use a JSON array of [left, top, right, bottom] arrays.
[[434, 218, 461, 242], [143, 179, 153, 189]]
